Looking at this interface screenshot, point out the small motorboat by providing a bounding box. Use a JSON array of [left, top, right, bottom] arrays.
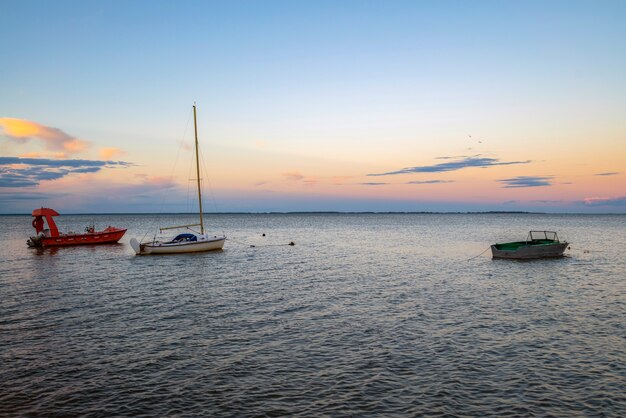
[[491, 230, 569, 259], [27, 207, 127, 248]]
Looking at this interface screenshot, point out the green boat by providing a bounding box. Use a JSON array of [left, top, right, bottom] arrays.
[[491, 231, 569, 259]]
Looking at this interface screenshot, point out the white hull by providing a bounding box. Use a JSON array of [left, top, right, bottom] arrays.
[[130, 236, 225, 255]]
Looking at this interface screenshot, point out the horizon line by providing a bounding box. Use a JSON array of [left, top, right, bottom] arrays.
[[2, 211, 625, 216]]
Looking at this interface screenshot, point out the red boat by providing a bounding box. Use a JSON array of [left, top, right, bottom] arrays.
[[27, 208, 127, 248]]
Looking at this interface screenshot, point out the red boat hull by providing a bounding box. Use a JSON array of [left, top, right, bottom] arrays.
[[28, 208, 127, 248], [40, 228, 127, 247]]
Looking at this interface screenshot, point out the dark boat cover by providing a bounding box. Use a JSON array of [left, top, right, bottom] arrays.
[[172, 233, 197, 242]]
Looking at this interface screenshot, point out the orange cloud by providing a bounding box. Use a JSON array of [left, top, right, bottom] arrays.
[[0, 117, 89, 154], [99, 147, 125, 159], [19, 152, 67, 159]]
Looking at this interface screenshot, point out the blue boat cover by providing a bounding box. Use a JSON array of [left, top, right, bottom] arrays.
[[172, 233, 197, 242]]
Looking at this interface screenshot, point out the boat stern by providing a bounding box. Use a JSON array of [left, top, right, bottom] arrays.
[[490, 244, 505, 259], [129, 238, 143, 255], [27, 232, 45, 248]]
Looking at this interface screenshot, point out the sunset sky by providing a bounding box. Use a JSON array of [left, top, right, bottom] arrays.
[[1, 0, 625, 213]]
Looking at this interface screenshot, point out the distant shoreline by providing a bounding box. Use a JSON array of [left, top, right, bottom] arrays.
[[2, 211, 624, 216]]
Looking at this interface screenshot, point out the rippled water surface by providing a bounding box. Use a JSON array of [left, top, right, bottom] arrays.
[[1, 213, 625, 416]]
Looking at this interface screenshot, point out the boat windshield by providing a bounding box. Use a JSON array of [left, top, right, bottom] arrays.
[[529, 231, 558, 241]]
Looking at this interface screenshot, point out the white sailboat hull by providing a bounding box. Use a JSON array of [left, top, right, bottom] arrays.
[[130, 236, 225, 255]]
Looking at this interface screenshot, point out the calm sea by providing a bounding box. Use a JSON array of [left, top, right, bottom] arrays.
[[1, 213, 625, 416]]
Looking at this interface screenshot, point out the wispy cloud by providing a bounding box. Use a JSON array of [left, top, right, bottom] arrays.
[[0, 157, 131, 188], [281, 171, 319, 187], [282, 172, 305, 181], [368, 156, 531, 176], [0, 175, 186, 213], [359, 182, 388, 186], [582, 196, 626, 206], [435, 155, 467, 160], [331, 176, 354, 185], [594, 172, 620, 176], [498, 176, 554, 188], [19, 152, 67, 159], [0, 157, 130, 168], [0, 118, 89, 154], [0, 191, 67, 201], [406, 180, 455, 185]]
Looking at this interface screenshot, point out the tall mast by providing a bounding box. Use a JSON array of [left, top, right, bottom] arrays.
[[193, 103, 205, 235]]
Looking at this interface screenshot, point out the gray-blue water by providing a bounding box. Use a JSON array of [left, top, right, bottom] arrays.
[[1, 213, 625, 416]]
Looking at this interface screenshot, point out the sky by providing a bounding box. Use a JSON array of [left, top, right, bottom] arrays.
[[1, 0, 625, 213]]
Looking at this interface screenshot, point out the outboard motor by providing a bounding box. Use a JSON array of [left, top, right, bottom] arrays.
[[27, 232, 45, 248]]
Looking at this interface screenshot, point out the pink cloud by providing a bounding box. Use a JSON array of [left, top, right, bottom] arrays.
[[582, 196, 626, 206], [583, 197, 608, 204], [141, 176, 178, 188]]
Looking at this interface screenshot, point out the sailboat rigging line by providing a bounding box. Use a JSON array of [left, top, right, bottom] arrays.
[[140, 230, 151, 244], [186, 142, 195, 214], [199, 146, 220, 214], [153, 107, 193, 231], [193, 119, 223, 232]]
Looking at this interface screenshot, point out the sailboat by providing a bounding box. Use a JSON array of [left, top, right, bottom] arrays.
[[129, 104, 226, 255]]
